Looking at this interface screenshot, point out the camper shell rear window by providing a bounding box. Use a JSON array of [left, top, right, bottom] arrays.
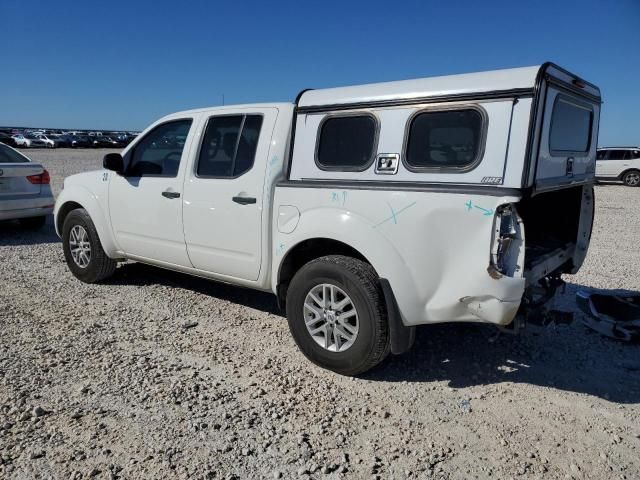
[[549, 95, 593, 155]]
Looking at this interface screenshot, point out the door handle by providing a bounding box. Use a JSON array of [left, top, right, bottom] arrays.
[[232, 196, 256, 205], [162, 191, 181, 199]]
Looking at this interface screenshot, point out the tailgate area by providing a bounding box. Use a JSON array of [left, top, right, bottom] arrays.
[[517, 185, 593, 283]]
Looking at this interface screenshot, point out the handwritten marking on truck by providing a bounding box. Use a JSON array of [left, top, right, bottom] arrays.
[[331, 191, 348, 206], [372, 201, 417, 228], [466, 200, 494, 216]]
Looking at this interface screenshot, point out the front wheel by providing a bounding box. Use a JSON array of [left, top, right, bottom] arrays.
[[286, 255, 389, 376], [62, 208, 116, 283], [623, 170, 640, 187]]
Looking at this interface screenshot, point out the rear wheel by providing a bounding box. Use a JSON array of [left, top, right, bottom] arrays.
[[18, 216, 46, 229], [286, 255, 389, 376], [623, 170, 640, 187], [62, 208, 116, 283]]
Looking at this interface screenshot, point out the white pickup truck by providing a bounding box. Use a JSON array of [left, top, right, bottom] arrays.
[[54, 63, 600, 375]]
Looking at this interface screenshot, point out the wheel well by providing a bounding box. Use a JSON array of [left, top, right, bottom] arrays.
[[56, 201, 83, 234], [619, 168, 640, 180], [276, 238, 371, 307]]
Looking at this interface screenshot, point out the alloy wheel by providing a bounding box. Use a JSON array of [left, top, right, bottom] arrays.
[[69, 225, 92, 268], [303, 283, 359, 352]]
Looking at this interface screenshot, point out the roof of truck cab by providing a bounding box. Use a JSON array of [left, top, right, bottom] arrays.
[[297, 66, 543, 109], [163, 102, 293, 118]]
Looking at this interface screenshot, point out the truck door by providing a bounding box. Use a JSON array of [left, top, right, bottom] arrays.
[[108, 118, 195, 266], [182, 107, 278, 281]]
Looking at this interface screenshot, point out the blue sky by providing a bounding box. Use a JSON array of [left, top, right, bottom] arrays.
[[2, 0, 638, 145]]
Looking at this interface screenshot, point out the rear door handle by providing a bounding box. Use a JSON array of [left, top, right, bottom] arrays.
[[162, 191, 181, 199], [232, 196, 256, 205]]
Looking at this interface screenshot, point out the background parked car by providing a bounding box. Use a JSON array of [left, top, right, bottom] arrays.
[[24, 134, 49, 148], [36, 134, 56, 148], [12, 134, 30, 147], [51, 135, 73, 148], [0, 142, 54, 228], [70, 135, 91, 148], [91, 136, 119, 148], [596, 147, 640, 186], [0, 132, 17, 147]]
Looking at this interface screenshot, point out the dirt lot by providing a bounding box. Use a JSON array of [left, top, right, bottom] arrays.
[[1, 149, 639, 479]]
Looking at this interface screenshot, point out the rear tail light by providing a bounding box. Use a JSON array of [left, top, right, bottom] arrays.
[[26, 169, 50, 185], [489, 204, 525, 278]]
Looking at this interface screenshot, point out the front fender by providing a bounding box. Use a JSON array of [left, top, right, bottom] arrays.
[[54, 185, 119, 257], [272, 206, 423, 324]]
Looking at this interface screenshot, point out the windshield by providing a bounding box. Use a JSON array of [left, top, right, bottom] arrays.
[[0, 143, 30, 163]]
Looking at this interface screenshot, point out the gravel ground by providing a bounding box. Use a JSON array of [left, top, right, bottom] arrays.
[[1, 149, 639, 480]]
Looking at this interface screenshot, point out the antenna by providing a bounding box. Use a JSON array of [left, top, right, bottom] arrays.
[[222, 94, 225, 106]]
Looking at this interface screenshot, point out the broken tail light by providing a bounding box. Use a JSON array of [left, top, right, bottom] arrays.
[[490, 204, 524, 278]]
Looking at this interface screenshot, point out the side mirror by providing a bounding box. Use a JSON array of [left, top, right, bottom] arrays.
[[103, 153, 125, 174]]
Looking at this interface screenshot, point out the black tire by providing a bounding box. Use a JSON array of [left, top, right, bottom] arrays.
[[18, 215, 46, 229], [286, 255, 389, 376], [622, 170, 640, 187], [62, 208, 116, 283]]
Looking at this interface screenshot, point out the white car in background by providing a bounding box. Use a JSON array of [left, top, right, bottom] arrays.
[[596, 147, 640, 186], [0, 143, 54, 228], [11, 134, 48, 149], [12, 134, 31, 147], [36, 134, 56, 148]]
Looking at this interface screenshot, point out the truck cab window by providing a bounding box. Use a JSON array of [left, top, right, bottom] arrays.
[[405, 109, 483, 171], [197, 115, 263, 178], [127, 119, 192, 177]]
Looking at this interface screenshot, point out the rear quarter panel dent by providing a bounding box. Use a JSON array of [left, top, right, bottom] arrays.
[[273, 187, 524, 326]]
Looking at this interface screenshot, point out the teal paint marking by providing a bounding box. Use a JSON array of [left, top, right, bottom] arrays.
[[267, 155, 280, 179], [387, 201, 398, 224], [331, 191, 347, 206], [372, 201, 417, 228], [465, 200, 493, 216], [475, 205, 494, 216], [275, 243, 285, 256]]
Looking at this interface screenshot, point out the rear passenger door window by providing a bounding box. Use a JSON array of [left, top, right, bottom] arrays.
[[607, 150, 628, 160], [316, 115, 377, 171], [404, 109, 484, 171], [197, 115, 263, 178]]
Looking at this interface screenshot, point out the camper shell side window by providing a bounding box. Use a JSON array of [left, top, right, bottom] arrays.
[[402, 106, 488, 173], [314, 113, 379, 172]]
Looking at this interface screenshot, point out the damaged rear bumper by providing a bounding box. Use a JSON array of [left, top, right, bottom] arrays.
[[460, 294, 522, 325]]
